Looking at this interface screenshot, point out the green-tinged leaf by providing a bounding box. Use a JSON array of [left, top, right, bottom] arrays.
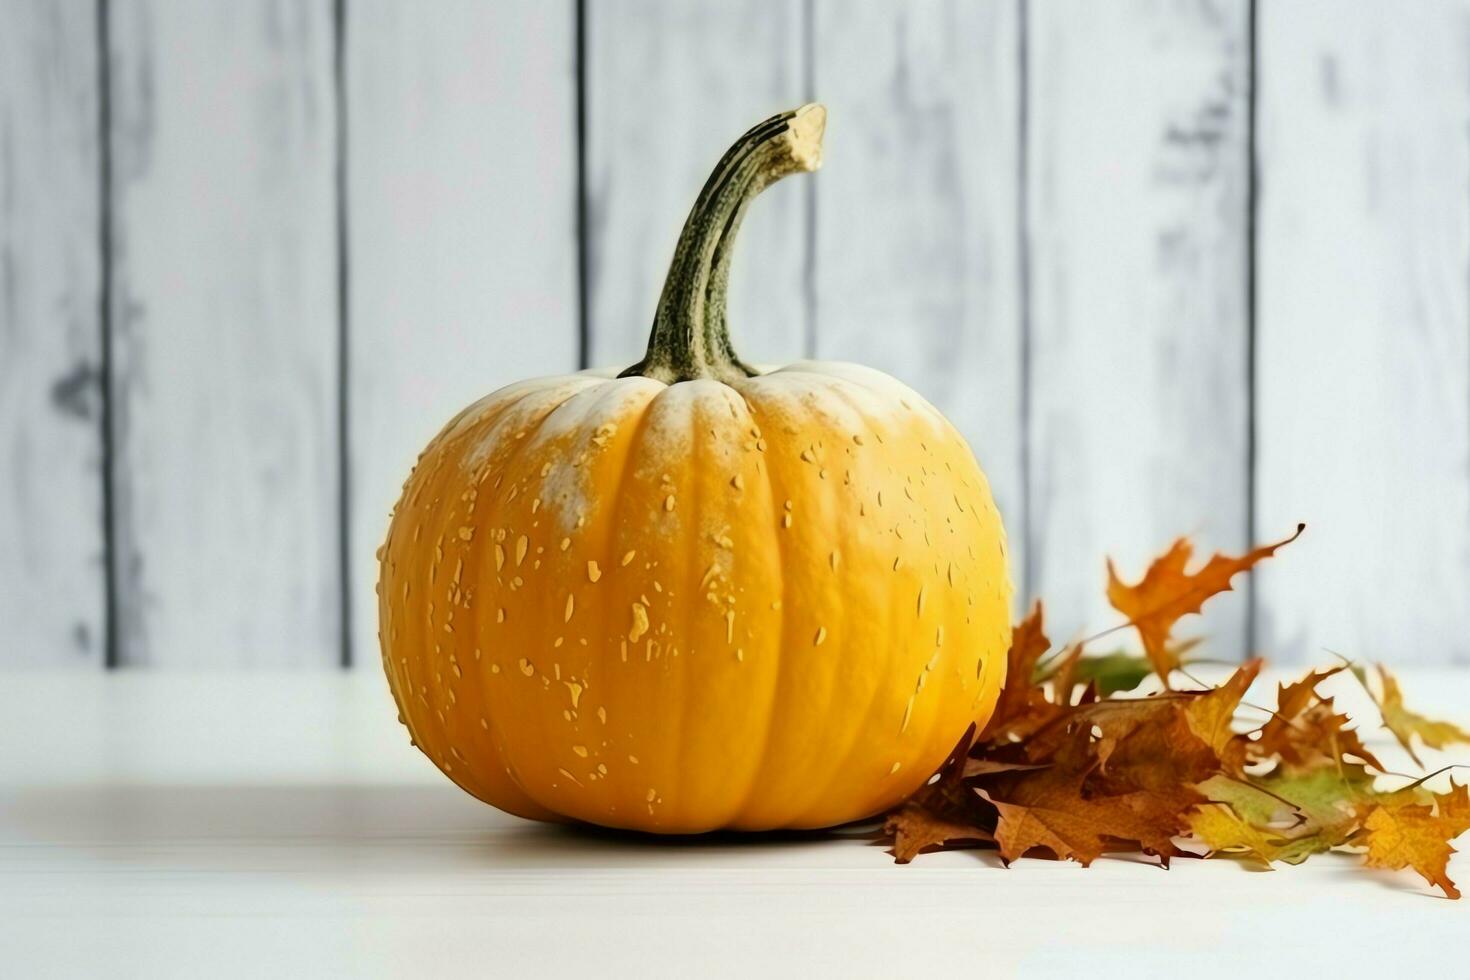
[[1195, 775, 1281, 827], [1064, 651, 1155, 696], [1187, 802, 1345, 866]]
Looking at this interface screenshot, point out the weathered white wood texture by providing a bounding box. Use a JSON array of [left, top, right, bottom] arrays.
[[584, 0, 810, 370], [0, 0, 105, 667], [107, 1, 340, 666], [812, 0, 1025, 596], [1025, 0, 1252, 653], [1255, 1, 1470, 665], [9, 2, 1470, 669], [347, 0, 580, 661]]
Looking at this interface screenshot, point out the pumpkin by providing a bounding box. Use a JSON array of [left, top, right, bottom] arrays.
[[378, 104, 1012, 833]]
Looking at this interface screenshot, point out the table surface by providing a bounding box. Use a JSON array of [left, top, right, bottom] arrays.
[[2, 667, 1466, 979]]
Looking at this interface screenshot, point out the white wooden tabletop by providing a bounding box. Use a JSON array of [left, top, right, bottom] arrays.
[[3, 669, 1466, 979]]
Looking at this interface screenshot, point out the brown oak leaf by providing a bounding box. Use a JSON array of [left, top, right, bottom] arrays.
[[884, 725, 992, 863], [884, 802, 993, 864], [980, 603, 1059, 742]]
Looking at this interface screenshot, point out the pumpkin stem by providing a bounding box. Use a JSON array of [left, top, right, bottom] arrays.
[[620, 104, 826, 385]]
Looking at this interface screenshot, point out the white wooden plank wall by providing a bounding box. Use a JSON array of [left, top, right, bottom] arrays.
[[1255, 0, 1470, 665], [346, 0, 579, 662], [812, 0, 1024, 588], [1026, 0, 1252, 655], [0, 0, 105, 666], [106, 0, 340, 666], [4, 0, 1470, 668], [584, 0, 810, 369]]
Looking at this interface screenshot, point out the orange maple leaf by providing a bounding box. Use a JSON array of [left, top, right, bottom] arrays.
[[1106, 525, 1305, 680], [1254, 665, 1384, 772]]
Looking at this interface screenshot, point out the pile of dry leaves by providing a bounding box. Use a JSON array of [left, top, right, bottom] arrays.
[[882, 524, 1470, 898]]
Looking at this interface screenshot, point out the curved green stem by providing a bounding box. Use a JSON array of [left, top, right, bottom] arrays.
[[620, 104, 826, 385]]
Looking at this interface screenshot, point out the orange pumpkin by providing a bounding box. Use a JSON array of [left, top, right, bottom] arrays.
[[378, 105, 1012, 832]]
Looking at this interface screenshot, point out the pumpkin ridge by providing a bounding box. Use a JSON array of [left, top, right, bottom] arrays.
[[380, 387, 531, 738], [757, 381, 872, 824], [460, 378, 605, 473], [731, 388, 832, 830], [389, 406, 486, 802], [445, 385, 576, 816], [466, 383, 596, 818], [762, 363, 948, 433], [716, 389, 791, 830], [780, 382, 902, 826], [592, 380, 667, 825], [660, 385, 712, 829], [671, 382, 780, 831], [479, 379, 635, 816]]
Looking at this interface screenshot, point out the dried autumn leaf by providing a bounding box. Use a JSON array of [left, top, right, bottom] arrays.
[[1253, 666, 1344, 759], [1080, 697, 1220, 791], [1105, 524, 1305, 681], [880, 525, 1468, 900], [979, 761, 1196, 867], [884, 725, 993, 863], [1354, 663, 1470, 766], [1063, 644, 1196, 698], [961, 758, 1048, 779], [1360, 790, 1467, 899], [1187, 802, 1342, 866], [1182, 660, 1261, 774], [1194, 774, 1283, 827], [1194, 768, 1363, 862], [1255, 767, 1370, 828], [1253, 666, 1383, 772], [980, 603, 1058, 742], [1440, 782, 1470, 836], [884, 802, 992, 864]]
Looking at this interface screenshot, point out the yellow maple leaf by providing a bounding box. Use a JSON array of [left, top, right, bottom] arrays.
[[1364, 664, 1470, 766], [1360, 795, 1465, 899]]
